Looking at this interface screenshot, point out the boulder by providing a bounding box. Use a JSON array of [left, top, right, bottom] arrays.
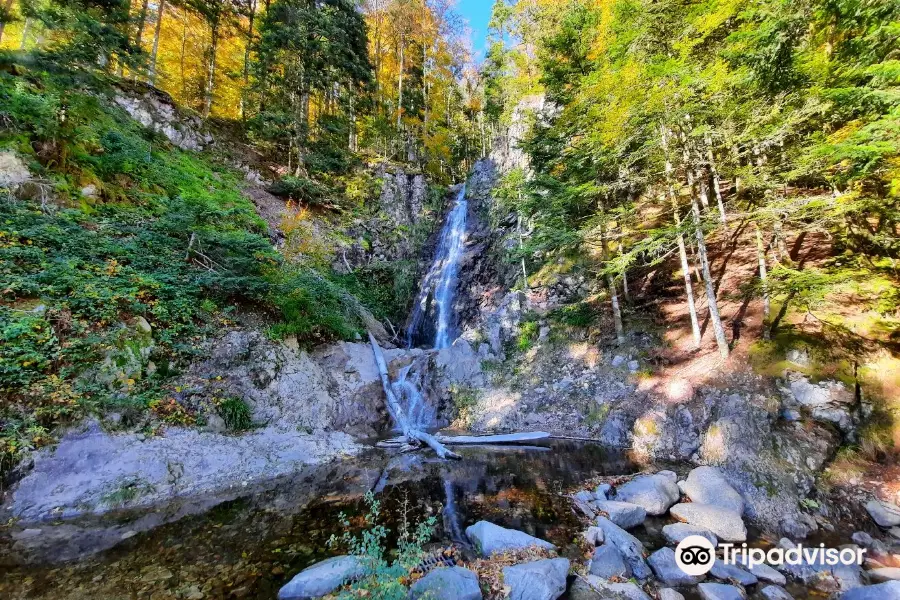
[[697, 583, 744, 600], [840, 581, 900, 600], [669, 503, 747, 542], [870, 568, 900, 583], [648, 547, 705, 586], [775, 538, 863, 594], [408, 566, 482, 600], [734, 556, 786, 585], [661, 523, 718, 546], [595, 517, 651, 580], [614, 473, 680, 515], [0, 151, 31, 188], [710, 559, 757, 586], [502, 558, 569, 600], [781, 373, 857, 434], [681, 467, 745, 515], [760, 586, 794, 600], [583, 526, 604, 546], [568, 576, 651, 600], [595, 501, 647, 530], [866, 500, 900, 528], [278, 556, 367, 600], [466, 521, 555, 557], [595, 484, 612, 500], [589, 544, 630, 579], [658, 589, 685, 600]]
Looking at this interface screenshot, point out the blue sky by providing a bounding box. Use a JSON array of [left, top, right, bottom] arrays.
[[456, 0, 493, 60]]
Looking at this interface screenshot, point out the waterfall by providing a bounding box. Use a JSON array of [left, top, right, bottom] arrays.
[[406, 184, 468, 349]]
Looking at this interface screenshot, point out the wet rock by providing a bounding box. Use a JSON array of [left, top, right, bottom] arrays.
[[648, 547, 705, 586], [589, 544, 630, 579], [775, 538, 863, 593], [595, 501, 647, 529], [502, 557, 569, 600], [760, 586, 793, 600], [710, 559, 757, 586], [866, 500, 900, 528], [734, 556, 786, 585], [659, 589, 685, 600], [408, 566, 482, 600], [662, 523, 718, 546], [568, 576, 651, 600], [278, 555, 366, 600], [870, 568, 900, 583], [669, 503, 747, 542], [681, 466, 745, 515], [779, 513, 818, 540], [595, 517, 651, 580], [697, 583, 744, 600], [465, 521, 555, 557], [611, 355, 626, 368], [839, 581, 900, 600], [614, 473, 680, 516]]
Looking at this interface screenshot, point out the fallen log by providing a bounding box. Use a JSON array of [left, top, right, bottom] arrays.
[[368, 332, 461, 460], [436, 431, 551, 445]]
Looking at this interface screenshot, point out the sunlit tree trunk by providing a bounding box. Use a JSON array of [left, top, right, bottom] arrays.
[[19, 18, 31, 50], [755, 221, 770, 339], [0, 0, 15, 45], [240, 0, 257, 120], [705, 134, 727, 225], [148, 0, 166, 85], [203, 23, 220, 117], [662, 126, 701, 347], [600, 203, 625, 345]]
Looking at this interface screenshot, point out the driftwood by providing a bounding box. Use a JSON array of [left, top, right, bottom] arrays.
[[368, 332, 461, 460]]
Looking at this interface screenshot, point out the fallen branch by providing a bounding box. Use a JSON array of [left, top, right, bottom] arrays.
[[368, 332, 460, 460]]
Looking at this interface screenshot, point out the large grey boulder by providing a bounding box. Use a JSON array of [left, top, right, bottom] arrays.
[[658, 589, 685, 600], [775, 538, 862, 593], [465, 521, 555, 557], [760, 586, 793, 600], [595, 501, 647, 529], [614, 473, 680, 515], [710, 559, 757, 586], [408, 566, 482, 600], [681, 467, 745, 515], [781, 373, 858, 435], [648, 547, 705, 586], [278, 556, 367, 600], [502, 557, 569, 600], [595, 517, 651, 580], [697, 583, 744, 600], [589, 544, 630, 579], [670, 503, 747, 542], [661, 523, 718, 546], [568, 575, 651, 600], [840, 581, 900, 600], [0, 151, 32, 188], [866, 500, 900, 528]]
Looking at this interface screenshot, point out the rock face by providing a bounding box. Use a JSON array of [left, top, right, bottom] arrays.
[[681, 467, 745, 515], [0, 151, 31, 188], [779, 372, 859, 436], [8, 420, 361, 523], [614, 473, 681, 516], [278, 555, 367, 600], [595, 517, 651, 580], [648, 547, 705, 586], [93, 317, 155, 390], [669, 504, 747, 542], [113, 88, 212, 151], [502, 558, 569, 600], [465, 521, 555, 557], [866, 500, 900, 528], [595, 501, 647, 529], [408, 566, 482, 600]]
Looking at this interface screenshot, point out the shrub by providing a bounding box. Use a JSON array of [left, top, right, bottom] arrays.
[[217, 396, 253, 432]]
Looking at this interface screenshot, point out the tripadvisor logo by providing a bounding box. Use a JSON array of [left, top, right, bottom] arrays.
[[675, 535, 867, 576]]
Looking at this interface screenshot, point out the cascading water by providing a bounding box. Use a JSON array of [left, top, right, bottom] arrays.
[[406, 184, 468, 350]]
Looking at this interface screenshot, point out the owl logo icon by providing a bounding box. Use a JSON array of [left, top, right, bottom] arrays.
[[675, 535, 716, 576]]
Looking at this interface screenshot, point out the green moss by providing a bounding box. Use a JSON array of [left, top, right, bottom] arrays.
[[217, 396, 253, 432]]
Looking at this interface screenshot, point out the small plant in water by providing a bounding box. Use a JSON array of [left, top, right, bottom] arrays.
[[328, 491, 437, 599]]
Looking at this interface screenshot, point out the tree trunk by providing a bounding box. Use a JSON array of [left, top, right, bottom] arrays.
[[705, 134, 727, 225], [689, 174, 730, 358], [203, 25, 220, 118], [135, 0, 150, 51], [600, 211, 625, 345], [19, 18, 31, 50], [148, 0, 166, 85], [0, 0, 15, 45], [697, 170, 711, 209], [755, 221, 771, 339], [661, 125, 701, 347], [180, 16, 187, 99], [240, 0, 256, 120]]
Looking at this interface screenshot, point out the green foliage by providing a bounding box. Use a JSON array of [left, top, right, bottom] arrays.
[[217, 396, 253, 432], [328, 491, 437, 600], [267, 176, 329, 206], [516, 319, 539, 352], [267, 267, 363, 342], [549, 301, 597, 328]]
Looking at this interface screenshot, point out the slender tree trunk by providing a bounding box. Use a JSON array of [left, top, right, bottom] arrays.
[[203, 24, 220, 118], [705, 135, 727, 225], [600, 207, 625, 345], [0, 0, 15, 45], [148, 0, 166, 85], [688, 171, 730, 358], [755, 222, 771, 339], [240, 0, 256, 120], [697, 170, 711, 209], [179, 16, 187, 99], [397, 34, 404, 132], [773, 217, 790, 264], [19, 18, 31, 50], [662, 126, 702, 347], [135, 0, 150, 51]]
